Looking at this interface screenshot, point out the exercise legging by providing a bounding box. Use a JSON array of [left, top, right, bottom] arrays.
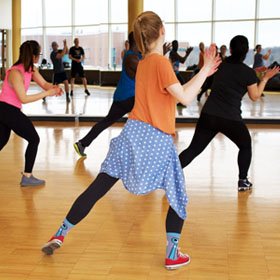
[[66, 172, 184, 234], [179, 113, 252, 179], [0, 102, 40, 173], [80, 97, 135, 147]]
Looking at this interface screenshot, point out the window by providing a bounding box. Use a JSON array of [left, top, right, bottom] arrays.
[[144, 0, 175, 22], [20, 0, 280, 69], [74, 25, 109, 68], [111, 0, 128, 23], [259, 0, 280, 19], [111, 24, 128, 68], [75, 0, 108, 25], [177, 0, 212, 22], [44, 0, 72, 27], [21, 0, 42, 28], [215, 0, 255, 20]]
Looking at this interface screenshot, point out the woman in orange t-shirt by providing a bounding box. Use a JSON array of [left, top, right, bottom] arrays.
[[42, 11, 220, 270]]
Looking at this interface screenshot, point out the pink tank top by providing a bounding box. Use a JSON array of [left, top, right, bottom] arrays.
[[0, 64, 32, 109]]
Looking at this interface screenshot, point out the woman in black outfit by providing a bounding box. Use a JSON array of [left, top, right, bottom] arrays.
[[179, 35, 279, 191]]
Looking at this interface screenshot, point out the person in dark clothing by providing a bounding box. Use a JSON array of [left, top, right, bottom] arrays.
[[179, 35, 279, 191], [169, 40, 193, 85], [69, 38, 90, 96], [169, 40, 193, 107], [50, 40, 70, 102]]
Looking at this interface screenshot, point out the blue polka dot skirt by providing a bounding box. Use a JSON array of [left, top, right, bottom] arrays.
[[100, 119, 188, 220]]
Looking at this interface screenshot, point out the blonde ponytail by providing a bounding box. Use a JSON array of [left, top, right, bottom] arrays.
[[133, 11, 163, 57]]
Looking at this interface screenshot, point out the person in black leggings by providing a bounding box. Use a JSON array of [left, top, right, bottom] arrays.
[[0, 40, 62, 186], [179, 35, 279, 191], [74, 32, 141, 157]]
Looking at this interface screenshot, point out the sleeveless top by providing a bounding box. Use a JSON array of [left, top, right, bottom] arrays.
[[113, 50, 142, 102], [0, 64, 32, 109]]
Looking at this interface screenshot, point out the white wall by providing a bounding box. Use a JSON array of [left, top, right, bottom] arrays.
[[0, 0, 12, 29]]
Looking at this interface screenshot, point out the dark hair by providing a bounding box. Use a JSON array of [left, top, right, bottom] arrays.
[[133, 11, 163, 57], [172, 40, 178, 51], [227, 35, 248, 63], [254, 44, 261, 51], [14, 40, 41, 72], [128, 32, 135, 48]]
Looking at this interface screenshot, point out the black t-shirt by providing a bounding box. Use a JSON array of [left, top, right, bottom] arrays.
[[202, 58, 258, 121], [50, 50, 65, 74], [69, 46, 84, 68]]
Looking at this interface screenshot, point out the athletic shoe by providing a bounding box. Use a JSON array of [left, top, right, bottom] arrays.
[[165, 250, 191, 270], [85, 89, 91, 96], [70, 90, 73, 96], [238, 178, 253, 191], [41, 235, 64, 255], [20, 174, 45, 187], [177, 103, 186, 108], [74, 141, 87, 157]]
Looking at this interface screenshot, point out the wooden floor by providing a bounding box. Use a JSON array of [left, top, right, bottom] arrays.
[[1, 122, 280, 280]]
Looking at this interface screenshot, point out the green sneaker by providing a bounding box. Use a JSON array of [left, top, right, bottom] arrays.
[[74, 142, 87, 157]]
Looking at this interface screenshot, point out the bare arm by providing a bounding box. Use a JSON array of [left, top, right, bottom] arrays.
[[167, 44, 221, 105], [124, 54, 139, 79], [32, 66, 53, 90], [7, 69, 61, 104], [56, 40, 68, 59], [247, 66, 279, 101], [262, 49, 271, 60]]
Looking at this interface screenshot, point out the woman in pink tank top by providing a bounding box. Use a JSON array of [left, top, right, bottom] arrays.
[[0, 40, 63, 186]]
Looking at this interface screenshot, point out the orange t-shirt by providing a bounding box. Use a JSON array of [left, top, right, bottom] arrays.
[[128, 53, 179, 135]]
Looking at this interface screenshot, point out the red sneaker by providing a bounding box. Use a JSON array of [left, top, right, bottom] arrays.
[[41, 235, 64, 255], [165, 251, 191, 270]]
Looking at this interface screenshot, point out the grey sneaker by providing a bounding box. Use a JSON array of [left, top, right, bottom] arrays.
[[20, 174, 46, 187], [74, 141, 87, 157]]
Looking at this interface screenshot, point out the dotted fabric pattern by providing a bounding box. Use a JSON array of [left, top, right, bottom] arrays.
[[100, 119, 188, 220]]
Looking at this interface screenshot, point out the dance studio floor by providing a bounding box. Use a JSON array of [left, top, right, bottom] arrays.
[[19, 84, 280, 123], [0, 121, 280, 279]]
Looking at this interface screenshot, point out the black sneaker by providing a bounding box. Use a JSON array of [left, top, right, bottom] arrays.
[[70, 90, 73, 96], [85, 89, 90, 96], [238, 178, 253, 191], [73, 141, 87, 157]]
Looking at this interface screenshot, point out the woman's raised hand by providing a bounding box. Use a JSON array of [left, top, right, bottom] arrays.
[[203, 43, 222, 77], [262, 66, 280, 81]]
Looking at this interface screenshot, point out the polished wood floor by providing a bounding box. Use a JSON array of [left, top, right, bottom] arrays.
[[0, 122, 280, 280]]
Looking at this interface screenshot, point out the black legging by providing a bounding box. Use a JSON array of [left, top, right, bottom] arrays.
[[80, 97, 135, 147], [0, 102, 40, 173], [179, 113, 252, 179], [66, 172, 184, 234]]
